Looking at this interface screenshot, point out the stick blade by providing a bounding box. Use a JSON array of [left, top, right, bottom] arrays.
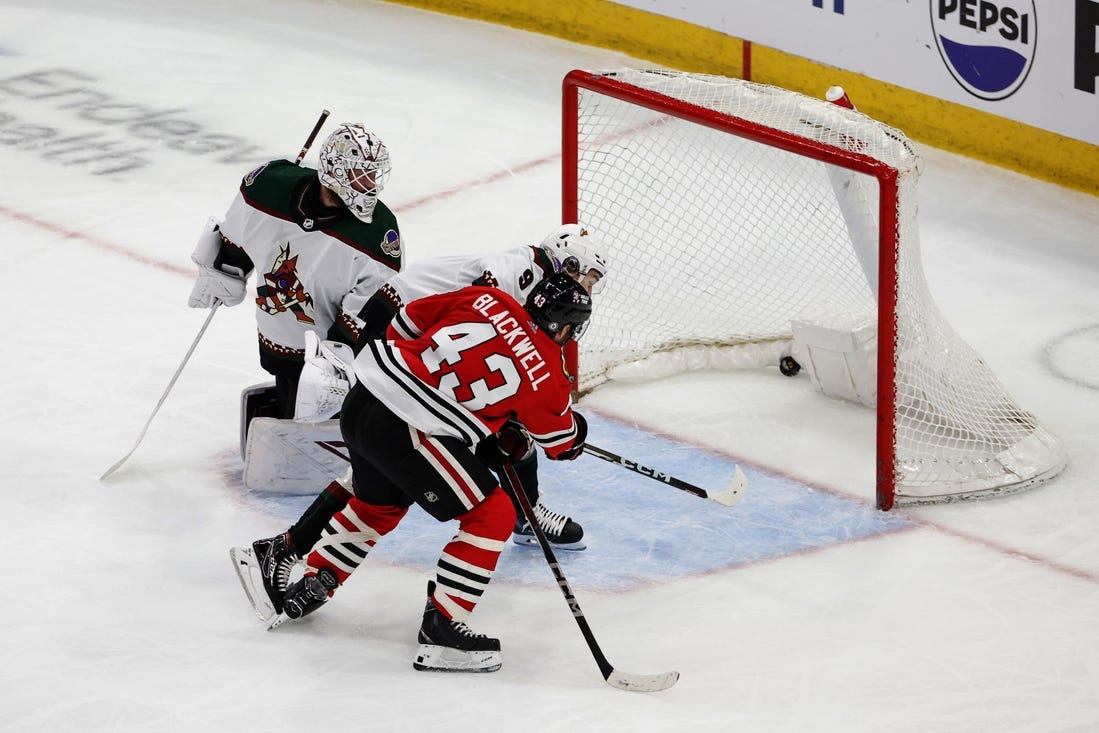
[[710, 464, 747, 506], [605, 668, 680, 692], [99, 450, 134, 481]]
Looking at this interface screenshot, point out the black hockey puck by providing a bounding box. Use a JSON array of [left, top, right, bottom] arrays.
[[779, 356, 801, 377]]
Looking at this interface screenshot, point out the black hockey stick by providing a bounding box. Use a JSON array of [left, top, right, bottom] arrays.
[[500, 461, 679, 693], [295, 109, 330, 165], [582, 443, 746, 507]]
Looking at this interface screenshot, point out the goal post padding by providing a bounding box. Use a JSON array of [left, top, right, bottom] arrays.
[[561, 68, 1065, 510]]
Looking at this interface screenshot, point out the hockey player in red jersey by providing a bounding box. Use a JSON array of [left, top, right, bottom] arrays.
[[276, 273, 591, 672], [237, 226, 607, 620]]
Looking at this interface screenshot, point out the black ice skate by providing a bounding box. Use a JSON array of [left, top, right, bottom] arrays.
[[281, 568, 339, 623], [512, 500, 586, 551], [414, 581, 502, 673], [253, 532, 300, 613], [229, 532, 301, 627]]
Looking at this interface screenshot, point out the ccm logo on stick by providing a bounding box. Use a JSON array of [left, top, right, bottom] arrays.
[[931, 0, 1037, 100]]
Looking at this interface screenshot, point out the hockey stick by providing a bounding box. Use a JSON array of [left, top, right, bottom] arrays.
[[583, 443, 746, 507], [100, 304, 220, 480], [295, 109, 330, 165], [500, 461, 679, 693]]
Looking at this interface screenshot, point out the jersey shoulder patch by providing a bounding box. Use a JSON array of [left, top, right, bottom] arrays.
[[240, 159, 304, 188], [243, 163, 269, 186], [327, 200, 403, 270]]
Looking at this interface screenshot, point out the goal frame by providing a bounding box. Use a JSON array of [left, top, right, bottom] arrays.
[[561, 69, 904, 509]]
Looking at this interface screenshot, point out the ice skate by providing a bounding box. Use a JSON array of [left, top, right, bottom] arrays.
[[230, 532, 301, 626], [253, 532, 301, 611], [512, 499, 586, 551], [414, 582, 501, 673], [278, 567, 339, 627]]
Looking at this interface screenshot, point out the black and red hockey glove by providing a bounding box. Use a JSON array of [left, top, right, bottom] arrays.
[[476, 420, 533, 468]]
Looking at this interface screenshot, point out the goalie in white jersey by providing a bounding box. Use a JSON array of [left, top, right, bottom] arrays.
[[238, 224, 608, 620], [187, 122, 404, 419]]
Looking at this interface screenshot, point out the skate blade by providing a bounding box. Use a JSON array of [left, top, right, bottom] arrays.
[[266, 612, 289, 631], [413, 644, 502, 673], [229, 546, 280, 627], [511, 534, 586, 551]]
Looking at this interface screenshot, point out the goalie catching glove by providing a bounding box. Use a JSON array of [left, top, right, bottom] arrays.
[[188, 217, 247, 309], [293, 331, 358, 422], [476, 420, 534, 469]]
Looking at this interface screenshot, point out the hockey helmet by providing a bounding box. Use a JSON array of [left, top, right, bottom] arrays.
[[524, 272, 593, 343], [317, 123, 391, 224], [539, 223, 609, 294]]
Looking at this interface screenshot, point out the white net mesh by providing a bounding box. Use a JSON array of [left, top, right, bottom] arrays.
[[568, 69, 1064, 506]]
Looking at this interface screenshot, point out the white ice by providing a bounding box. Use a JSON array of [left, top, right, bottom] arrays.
[[2, 1, 1099, 731]]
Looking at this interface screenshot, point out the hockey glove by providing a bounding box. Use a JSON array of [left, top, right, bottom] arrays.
[[476, 420, 533, 469], [187, 217, 246, 308], [549, 412, 587, 461], [294, 331, 358, 422]]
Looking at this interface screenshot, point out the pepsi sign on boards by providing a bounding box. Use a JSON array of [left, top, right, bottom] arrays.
[[611, 0, 1097, 147], [931, 0, 1036, 100]]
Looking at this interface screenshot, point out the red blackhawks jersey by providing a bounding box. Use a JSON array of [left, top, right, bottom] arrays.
[[352, 286, 581, 456]]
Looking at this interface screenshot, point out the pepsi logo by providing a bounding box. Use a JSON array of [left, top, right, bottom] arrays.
[[930, 0, 1037, 100]]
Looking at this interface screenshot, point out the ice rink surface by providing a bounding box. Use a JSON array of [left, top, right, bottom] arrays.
[[2, 1, 1098, 730]]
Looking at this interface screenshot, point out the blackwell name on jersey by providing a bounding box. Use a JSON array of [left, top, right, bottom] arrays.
[[470, 292, 549, 391]]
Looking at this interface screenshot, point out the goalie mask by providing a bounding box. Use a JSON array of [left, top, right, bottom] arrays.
[[540, 223, 609, 294], [524, 272, 593, 344], [317, 123, 391, 224]]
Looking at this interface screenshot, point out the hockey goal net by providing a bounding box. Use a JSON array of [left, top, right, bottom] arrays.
[[563, 68, 1065, 510]]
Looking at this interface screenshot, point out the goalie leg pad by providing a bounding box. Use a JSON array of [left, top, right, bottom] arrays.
[[242, 417, 348, 494], [239, 382, 279, 459], [790, 314, 877, 407]]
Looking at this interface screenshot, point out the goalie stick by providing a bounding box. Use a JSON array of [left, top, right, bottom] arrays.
[[582, 444, 746, 507], [100, 304, 220, 480], [294, 109, 330, 165], [500, 461, 680, 693]]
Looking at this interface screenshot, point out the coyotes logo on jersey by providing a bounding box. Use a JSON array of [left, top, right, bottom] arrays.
[[256, 243, 315, 324]]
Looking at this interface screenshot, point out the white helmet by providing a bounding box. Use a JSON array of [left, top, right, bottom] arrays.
[[317, 123, 391, 224], [539, 223, 609, 294]]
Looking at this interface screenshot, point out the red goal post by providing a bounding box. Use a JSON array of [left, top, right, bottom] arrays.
[[561, 68, 1065, 510]]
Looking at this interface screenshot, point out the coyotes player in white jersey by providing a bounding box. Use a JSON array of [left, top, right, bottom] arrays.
[[188, 123, 403, 419], [278, 275, 592, 673], [358, 223, 606, 344]]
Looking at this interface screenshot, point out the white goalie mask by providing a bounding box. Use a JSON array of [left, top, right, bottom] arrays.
[[539, 223, 609, 294], [317, 123, 391, 224]]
